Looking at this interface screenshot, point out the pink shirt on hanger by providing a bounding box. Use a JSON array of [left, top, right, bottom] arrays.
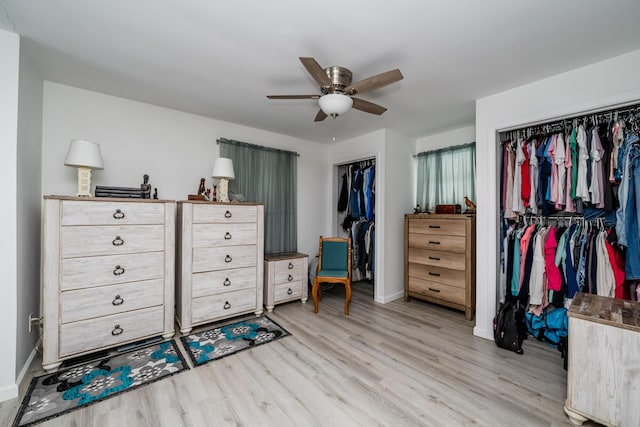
[[544, 226, 562, 292]]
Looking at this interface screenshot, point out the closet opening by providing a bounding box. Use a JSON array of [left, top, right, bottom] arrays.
[[335, 157, 376, 300]]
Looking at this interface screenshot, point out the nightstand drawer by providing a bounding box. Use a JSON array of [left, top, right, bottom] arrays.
[[274, 258, 305, 274], [62, 201, 165, 225], [192, 288, 256, 323], [193, 245, 257, 272], [192, 267, 257, 298], [409, 218, 466, 237], [192, 223, 257, 247], [61, 252, 164, 291], [193, 205, 257, 224], [408, 233, 466, 253], [59, 306, 164, 357], [60, 278, 164, 323], [274, 281, 303, 302], [408, 277, 465, 305], [61, 225, 164, 258]]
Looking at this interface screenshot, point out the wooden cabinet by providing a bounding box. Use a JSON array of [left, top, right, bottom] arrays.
[[176, 201, 264, 334], [564, 293, 640, 427], [264, 252, 309, 312], [43, 196, 175, 371], [404, 213, 475, 320]]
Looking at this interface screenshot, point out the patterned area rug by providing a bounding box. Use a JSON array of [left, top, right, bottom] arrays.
[[13, 340, 188, 427], [181, 315, 290, 366]]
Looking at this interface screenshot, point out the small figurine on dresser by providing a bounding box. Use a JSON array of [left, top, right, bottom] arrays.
[[153, 188, 158, 199], [188, 178, 208, 201], [464, 196, 476, 214], [140, 174, 151, 199]]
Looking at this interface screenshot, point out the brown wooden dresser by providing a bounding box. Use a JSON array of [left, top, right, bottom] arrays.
[[404, 213, 476, 320]]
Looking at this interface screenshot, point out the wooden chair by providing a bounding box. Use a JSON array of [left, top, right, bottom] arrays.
[[312, 236, 352, 315]]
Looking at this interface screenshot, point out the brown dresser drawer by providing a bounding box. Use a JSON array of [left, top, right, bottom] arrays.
[[192, 266, 257, 298], [62, 200, 165, 225], [274, 281, 303, 302], [409, 218, 466, 237], [192, 223, 257, 247], [61, 225, 164, 258], [408, 277, 465, 306], [191, 288, 257, 323], [192, 245, 257, 273], [59, 306, 164, 357], [192, 204, 257, 224], [408, 248, 465, 271], [408, 233, 466, 253], [61, 252, 164, 291], [60, 278, 164, 323], [407, 263, 465, 288]]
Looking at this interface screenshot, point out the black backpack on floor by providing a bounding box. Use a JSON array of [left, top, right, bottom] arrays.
[[493, 299, 526, 354]]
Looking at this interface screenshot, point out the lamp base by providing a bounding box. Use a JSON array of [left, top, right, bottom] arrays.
[[76, 167, 93, 197], [218, 178, 230, 202]]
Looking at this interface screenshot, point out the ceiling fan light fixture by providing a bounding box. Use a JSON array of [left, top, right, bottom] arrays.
[[319, 93, 353, 118]]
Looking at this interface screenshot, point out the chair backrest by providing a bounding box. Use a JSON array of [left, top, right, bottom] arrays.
[[318, 236, 351, 273]]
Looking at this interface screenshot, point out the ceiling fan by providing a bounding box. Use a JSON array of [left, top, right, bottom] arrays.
[[267, 57, 404, 122]]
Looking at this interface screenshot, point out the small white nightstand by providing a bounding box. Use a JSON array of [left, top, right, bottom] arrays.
[[264, 252, 309, 312]]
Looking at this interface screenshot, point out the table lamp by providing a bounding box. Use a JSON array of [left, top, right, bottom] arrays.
[[64, 139, 104, 197], [212, 157, 235, 202]]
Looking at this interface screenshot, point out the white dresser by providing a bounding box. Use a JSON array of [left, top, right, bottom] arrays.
[[264, 252, 308, 312], [42, 196, 175, 371], [176, 201, 264, 334]]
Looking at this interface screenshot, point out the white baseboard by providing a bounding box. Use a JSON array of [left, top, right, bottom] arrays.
[[17, 337, 41, 387], [473, 326, 493, 341], [375, 290, 404, 304], [0, 383, 18, 403]]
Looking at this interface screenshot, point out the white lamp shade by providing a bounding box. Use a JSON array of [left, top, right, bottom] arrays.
[[212, 157, 235, 180], [64, 139, 104, 169], [319, 93, 353, 116]]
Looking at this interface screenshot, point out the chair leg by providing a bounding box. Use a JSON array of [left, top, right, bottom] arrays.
[[312, 277, 320, 313], [344, 279, 351, 316]]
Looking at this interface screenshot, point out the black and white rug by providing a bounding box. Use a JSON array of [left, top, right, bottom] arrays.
[[13, 340, 188, 427], [180, 315, 290, 367]]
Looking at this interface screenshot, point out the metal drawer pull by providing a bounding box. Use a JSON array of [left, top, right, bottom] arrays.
[[428, 241, 440, 245], [223, 278, 231, 286], [224, 210, 232, 218], [287, 288, 293, 295], [224, 232, 232, 240], [225, 254, 232, 263], [111, 324, 124, 335], [428, 256, 440, 261], [428, 288, 441, 293], [428, 272, 440, 277], [428, 225, 441, 229], [288, 274, 294, 282], [112, 236, 124, 246], [288, 262, 294, 270], [113, 209, 125, 219], [112, 295, 124, 306], [113, 265, 125, 275], [223, 301, 231, 309]]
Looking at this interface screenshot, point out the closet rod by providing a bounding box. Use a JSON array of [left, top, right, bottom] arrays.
[[499, 100, 640, 135]]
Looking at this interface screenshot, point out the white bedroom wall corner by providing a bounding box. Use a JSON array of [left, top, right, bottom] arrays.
[[0, 28, 20, 402]]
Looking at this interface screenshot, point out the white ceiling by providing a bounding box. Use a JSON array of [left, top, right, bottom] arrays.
[[2, 0, 640, 144]]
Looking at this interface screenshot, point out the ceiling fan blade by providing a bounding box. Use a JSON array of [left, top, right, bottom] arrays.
[[345, 69, 403, 96], [267, 95, 320, 99], [299, 57, 333, 90], [314, 110, 328, 122], [351, 98, 388, 115]]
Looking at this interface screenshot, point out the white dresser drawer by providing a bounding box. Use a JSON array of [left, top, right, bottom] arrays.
[[275, 267, 303, 285], [60, 278, 164, 323], [61, 225, 164, 258], [192, 288, 257, 323], [274, 257, 305, 274], [193, 245, 257, 273], [193, 204, 257, 224], [192, 223, 257, 247], [274, 281, 303, 302], [61, 252, 164, 291], [192, 267, 257, 298], [62, 200, 165, 225], [59, 306, 164, 357]]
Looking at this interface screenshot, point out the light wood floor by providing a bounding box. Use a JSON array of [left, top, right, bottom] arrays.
[[1, 282, 599, 427]]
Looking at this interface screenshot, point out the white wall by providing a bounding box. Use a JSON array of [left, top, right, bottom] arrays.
[[0, 28, 20, 402], [474, 48, 640, 340], [415, 124, 475, 152], [16, 43, 43, 384], [42, 82, 328, 256]]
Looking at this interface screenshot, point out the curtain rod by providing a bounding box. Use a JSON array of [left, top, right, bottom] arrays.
[[217, 138, 300, 157], [414, 141, 475, 157]]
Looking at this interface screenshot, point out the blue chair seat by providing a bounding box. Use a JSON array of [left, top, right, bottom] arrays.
[[317, 269, 348, 278]]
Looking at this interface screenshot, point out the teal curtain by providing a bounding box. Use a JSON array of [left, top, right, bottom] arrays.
[[218, 138, 297, 254], [416, 143, 476, 212]]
